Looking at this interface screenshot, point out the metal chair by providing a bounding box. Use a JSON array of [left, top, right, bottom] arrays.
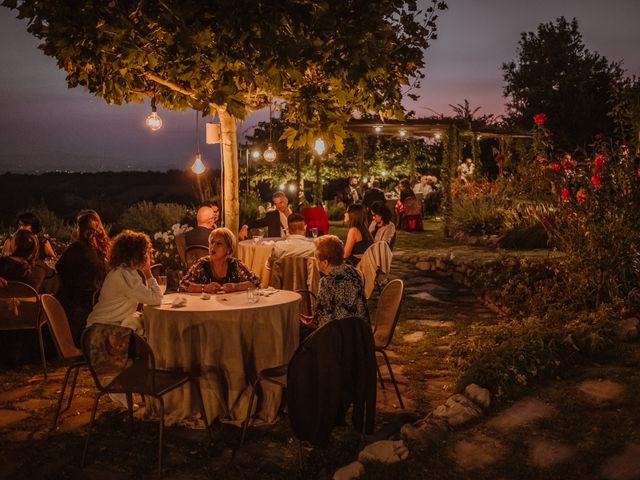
[[0, 281, 47, 379], [80, 324, 212, 478], [372, 279, 405, 409], [185, 245, 208, 269], [41, 294, 86, 430]]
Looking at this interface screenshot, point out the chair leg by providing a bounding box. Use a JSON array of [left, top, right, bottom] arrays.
[[380, 350, 404, 409], [126, 393, 134, 431], [81, 393, 103, 468], [158, 397, 165, 478], [65, 367, 81, 411], [37, 323, 47, 381], [238, 379, 261, 450], [50, 365, 73, 431], [376, 363, 385, 390], [193, 379, 213, 442]]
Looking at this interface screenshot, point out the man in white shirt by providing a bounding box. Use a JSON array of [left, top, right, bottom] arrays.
[[413, 175, 432, 195], [266, 214, 315, 271]]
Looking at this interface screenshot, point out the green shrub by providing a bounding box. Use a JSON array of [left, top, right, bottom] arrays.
[[239, 192, 263, 226], [117, 201, 191, 235], [30, 205, 72, 243], [450, 195, 504, 236], [326, 201, 346, 221]]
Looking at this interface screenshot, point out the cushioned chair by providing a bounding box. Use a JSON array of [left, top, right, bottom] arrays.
[[0, 281, 47, 379], [269, 256, 318, 293], [372, 279, 405, 409], [185, 245, 208, 269], [357, 241, 393, 299], [400, 196, 424, 232], [80, 324, 211, 478], [41, 294, 86, 430]]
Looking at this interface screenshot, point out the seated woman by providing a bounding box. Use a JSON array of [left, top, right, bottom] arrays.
[[2, 212, 56, 260], [313, 235, 368, 329], [86, 230, 162, 335], [55, 209, 110, 345], [0, 230, 45, 291], [300, 202, 330, 236], [343, 204, 373, 265], [368, 201, 396, 245], [180, 227, 260, 293]]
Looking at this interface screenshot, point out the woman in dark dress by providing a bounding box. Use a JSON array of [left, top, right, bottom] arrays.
[[55, 210, 109, 345], [343, 203, 373, 265], [179, 227, 260, 293]]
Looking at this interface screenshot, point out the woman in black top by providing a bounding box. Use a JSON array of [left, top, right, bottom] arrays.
[[343, 203, 373, 266]]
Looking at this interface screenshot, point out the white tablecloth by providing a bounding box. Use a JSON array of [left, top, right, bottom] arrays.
[[143, 290, 300, 426], [237, 238, 282, 288]]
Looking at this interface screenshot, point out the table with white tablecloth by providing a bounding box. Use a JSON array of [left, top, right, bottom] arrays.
[[237, 238, 282, 288], [143, 290, 300, 426]]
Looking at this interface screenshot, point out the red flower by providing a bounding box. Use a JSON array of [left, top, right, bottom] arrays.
[[550, 163, 562, 172], [593, 154, 605, 173], [562, 161, 573, 171], [561, 188, 570, 202], [495, 153, 504, 163], [533, 113, 547, 125], [590, 175, 601, 187], [576, 189, 588, 202]]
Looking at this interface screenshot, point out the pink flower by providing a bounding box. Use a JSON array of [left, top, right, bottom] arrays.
[[533, 113, 547, 125], [590, 175, 601, 187], [576, 189, 588, 202], [550, 163, 562, 172], [561, 188, 570, 202]]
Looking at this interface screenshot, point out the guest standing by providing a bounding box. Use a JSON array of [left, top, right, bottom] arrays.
[[55, 210, 109, 345], [86, 230, 162, 335]]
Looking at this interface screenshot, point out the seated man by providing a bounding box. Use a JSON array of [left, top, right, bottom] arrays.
[[266, 214, 315, 271], [185, 202, 219, 248], [240, 191, 292, 239]]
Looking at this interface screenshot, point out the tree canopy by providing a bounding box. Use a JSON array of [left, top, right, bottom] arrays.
[[3, 0, 447, 232], [502, 17, 625, 149]]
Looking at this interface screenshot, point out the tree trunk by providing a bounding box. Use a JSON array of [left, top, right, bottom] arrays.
[[218, 109, 239, 236]]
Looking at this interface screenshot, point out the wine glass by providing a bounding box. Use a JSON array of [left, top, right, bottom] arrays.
[[157, 275, 167, 295], [311, 227, 319, 238]]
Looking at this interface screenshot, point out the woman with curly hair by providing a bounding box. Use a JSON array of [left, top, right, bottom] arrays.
[[55, 209, 110, 345], [86, 230, 162, 335]]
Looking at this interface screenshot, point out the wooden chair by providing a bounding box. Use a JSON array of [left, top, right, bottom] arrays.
[[0, 281, 47, 379], [41, 294, 86, 430], [372, 279, 405, 408], [150, 263, 165, 278], [80, 324, 212, 478], [185, 245, 208, 269]]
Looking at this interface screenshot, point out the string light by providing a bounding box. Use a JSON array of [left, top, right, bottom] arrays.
[[191, 111, 206, 175], [314, 138, 326, 155], [145, 97, 162, 131]]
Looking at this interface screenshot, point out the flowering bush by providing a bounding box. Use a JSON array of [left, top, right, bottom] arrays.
[[153, 223, 192, 271]]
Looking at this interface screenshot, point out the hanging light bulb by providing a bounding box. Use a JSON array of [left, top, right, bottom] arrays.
[[399, 129, 407, 137], [191, 152, 206, 175], [263, 143, 277, 162], [145, 98, 162, 131], [314, 138, 326, 155]]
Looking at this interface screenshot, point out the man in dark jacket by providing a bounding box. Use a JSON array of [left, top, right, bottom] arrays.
[[239, 191, 292, 239], [185, 202, 220, 247], [362, 180, 386, 210]]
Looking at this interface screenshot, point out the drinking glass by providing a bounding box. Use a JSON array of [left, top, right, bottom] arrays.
[[311, 227, 319, 238], [246, 287, 259, 303], [157, 275, 167, 295], [252, 235, 263, 244]]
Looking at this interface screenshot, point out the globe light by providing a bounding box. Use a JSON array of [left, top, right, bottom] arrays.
[[374, 125, 382, 133], [263, 144, 277, 162], [191, 153, 206, 175], [314, 138, 326, 155], [279, 183, 286, 191], [145, 107, 162, 131], [288, 183, 297, 193], [251, 149, 261, 160], [399, 129, 407, 137]]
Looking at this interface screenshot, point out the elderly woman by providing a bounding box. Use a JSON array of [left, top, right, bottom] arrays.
[[313, 235, 368, 329], [86, 230, 162, 335], [343, 203, 373, 265], [368, 201, 396, 245], [180, 227, 260, 293], [55, 209, 110, 345]]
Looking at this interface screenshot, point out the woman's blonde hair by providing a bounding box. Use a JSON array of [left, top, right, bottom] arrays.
[[107, 230, 152, 270], [314, 235, 344, 266], [208, 227, 236, 256]]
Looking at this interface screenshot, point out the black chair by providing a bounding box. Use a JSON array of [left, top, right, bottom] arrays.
[[0, 281, 47, 379], [81, 324, 212, 478], [185, 245, 208, 269]]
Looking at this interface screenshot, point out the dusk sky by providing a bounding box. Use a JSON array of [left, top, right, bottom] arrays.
[[0, 0, 638, 173]]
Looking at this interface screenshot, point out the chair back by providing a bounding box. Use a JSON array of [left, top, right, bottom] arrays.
[[270, 256, 318, 292], [0, 281, 42, 331], [81, 324, 156, 393], [372, 279, 404, 349], [185, 245, 208, 269], [296, 289, 317, 317], [175, 233, 187, 266], [150, 263, 165, 278], [41, 294, 82, 359], [357, 241, 393, 299], [402, 196, 422, 216]]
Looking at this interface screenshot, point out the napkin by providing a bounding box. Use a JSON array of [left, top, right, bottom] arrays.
[[263, 240, 275, 245], [171, 297, 187, 308]]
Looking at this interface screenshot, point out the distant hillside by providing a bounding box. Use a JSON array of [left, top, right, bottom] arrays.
[[0, 170, 220, 225]]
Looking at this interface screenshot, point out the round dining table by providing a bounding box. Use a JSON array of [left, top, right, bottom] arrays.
[[237, 237, 283, 288], [143, 290, 300, 427]]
